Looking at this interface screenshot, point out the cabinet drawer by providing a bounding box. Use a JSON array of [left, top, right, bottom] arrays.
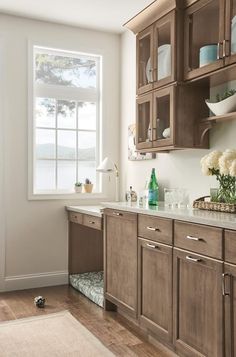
[[104, 208, 137, 221], [83, 214, 102, 230], [174, 221, 223, 259], [138, 214, 173, 244], [225, 230, 236, 264], [68, 212, 83, 224]]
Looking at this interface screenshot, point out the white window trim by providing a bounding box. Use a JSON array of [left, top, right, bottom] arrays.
[[28, 41, 106, 200]]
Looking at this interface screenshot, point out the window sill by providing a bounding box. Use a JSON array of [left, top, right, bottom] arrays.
[[28, 192, 108, 201]]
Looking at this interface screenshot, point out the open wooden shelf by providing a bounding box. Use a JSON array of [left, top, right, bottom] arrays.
[[200, 111, 236, 124]]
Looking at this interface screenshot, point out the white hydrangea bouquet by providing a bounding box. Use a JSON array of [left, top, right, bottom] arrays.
[[200, 149, 236, 204]]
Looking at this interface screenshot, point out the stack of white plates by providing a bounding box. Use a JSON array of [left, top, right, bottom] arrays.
[[146, 44, 171, 82]]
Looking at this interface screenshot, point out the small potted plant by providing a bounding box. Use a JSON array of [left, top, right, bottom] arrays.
[[74, 182, 82, 193], [84, 178, 93, 193]]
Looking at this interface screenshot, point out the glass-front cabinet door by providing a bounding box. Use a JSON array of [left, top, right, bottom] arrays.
[[152, 87, 173, 148], [137, 26, 154, 95], [184, 0, 224, 80], [136, 94, 153, 150], [153, 11, 175, 89], [225, 0, 236, 65]]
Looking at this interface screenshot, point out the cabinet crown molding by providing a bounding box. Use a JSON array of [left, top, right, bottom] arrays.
[[124, 0, 183, 34]]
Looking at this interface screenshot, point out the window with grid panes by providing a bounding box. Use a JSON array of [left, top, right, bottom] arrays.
[[32, 46, 101, 195]]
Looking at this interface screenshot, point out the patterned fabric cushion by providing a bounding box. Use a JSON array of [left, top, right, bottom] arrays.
[[70, 271, 104, 308]]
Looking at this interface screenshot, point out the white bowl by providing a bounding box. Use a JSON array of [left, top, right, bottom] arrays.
[[205, 92, 236, 116]]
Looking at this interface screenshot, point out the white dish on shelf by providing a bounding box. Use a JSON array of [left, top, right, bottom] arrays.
[[205, 92, 236, 116], [232, 16, 236, 54], [146, 44, 171, 83]]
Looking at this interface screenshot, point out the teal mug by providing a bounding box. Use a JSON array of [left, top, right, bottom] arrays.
[[199, 44, 218, 67]]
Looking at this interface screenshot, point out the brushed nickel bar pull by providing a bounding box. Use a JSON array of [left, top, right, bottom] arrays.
[[147, 226, 160, 232], [223, 39, 229, 58], [146, 243, 158, 249], [217, 42, 220, 59], [89, 221, 95, 224], [186, 255, 201, 263], [222, 273, 231, 296], [113, 212, 122, 216], [186, 235, 202, 241]]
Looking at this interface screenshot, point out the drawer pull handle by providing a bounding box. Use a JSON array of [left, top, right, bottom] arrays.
[[186, 235, 202, 241], [222, 273, 231, 296], [89, 221, 95, 224], [147, 226, 160, 232], [146, 243, 158, 249], [186, 255, 201, 263], [113, 212, 122, 216]]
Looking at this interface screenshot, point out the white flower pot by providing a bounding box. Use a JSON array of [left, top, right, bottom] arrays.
[[74, 186, 82, 193]]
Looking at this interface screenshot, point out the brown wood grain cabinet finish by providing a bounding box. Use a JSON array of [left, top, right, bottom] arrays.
[[173, 248, 223, 357], [225, 230, 236, 264], [224, 263, 236, 357], [174, 220, 223, 259], [68, 211, 83, 224], [83, 214, 102, 230], [138, 238, 173, 345], [138, 214, 173, 244], [104, 209, 138, 318], [69, 222, 103, 275]]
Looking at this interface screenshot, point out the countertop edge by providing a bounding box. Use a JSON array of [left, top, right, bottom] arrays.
[[66, 205, 103, 218], [101, 202, 236, 230]]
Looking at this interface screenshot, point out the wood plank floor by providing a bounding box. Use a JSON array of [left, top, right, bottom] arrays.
[[0, 285, 176, 356]]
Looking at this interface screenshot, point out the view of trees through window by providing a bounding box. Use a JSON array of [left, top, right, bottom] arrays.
[[33, 48, 100, 193]]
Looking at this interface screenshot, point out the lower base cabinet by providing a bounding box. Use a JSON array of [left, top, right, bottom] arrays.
[[138, 238, 173, 345], [173, 248, 223, 357], [224, 263, 236, 357]]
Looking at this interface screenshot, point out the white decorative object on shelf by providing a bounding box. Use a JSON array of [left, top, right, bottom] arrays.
[[205, 93, 236, 116], [162, 127, 171, 138], [146, 44, 171, 83]]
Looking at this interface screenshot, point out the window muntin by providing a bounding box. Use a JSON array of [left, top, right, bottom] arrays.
[[33, 47, 100, 194]]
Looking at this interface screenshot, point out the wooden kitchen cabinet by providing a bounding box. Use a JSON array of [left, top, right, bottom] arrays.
[[136, 10, 178, 95], [184, 0, 236, 80], [104, 209, 138, 317], [173, 248, 223, 357], [136, 84, 209, 151], [138, 238, 173, 344], [224, 263, 236, 357], [184, 0, 224, 80]]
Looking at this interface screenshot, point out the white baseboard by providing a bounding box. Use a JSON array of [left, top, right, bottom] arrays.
[[2, 271, 68, 292]]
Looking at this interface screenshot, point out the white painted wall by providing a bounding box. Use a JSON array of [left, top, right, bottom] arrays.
[[0, 14, 120, 291], [121, 30, 236, 203]]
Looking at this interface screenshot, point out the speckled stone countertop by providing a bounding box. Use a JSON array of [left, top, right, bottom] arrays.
[[101, 202, 236, 230]]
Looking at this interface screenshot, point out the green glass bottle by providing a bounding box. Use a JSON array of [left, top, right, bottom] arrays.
[[148, 168, 159, 206]]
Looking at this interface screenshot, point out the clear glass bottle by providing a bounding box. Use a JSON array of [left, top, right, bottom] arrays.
[[148, 168, 159, 206]]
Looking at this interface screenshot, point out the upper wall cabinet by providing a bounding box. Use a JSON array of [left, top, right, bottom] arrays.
[[125, 0, 183, 95], [137, 11, 178, 95], [184, 0, 236, 80], [184, 0, 225, 80], [225, 0, 236, 66]]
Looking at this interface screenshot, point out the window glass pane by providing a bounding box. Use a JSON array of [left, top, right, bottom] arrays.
[[57, 100, 76, 129], [57, 161, 76, 189], [78, 131, 96, 161], [36, 97, 56, 128], [35, 160, 55, 190], [36, 129, 55, 159], [35, 53, 96, 88], [77, 161, 96, 186], [57, 130, 76, 159], [78, 102, 96, 130]]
